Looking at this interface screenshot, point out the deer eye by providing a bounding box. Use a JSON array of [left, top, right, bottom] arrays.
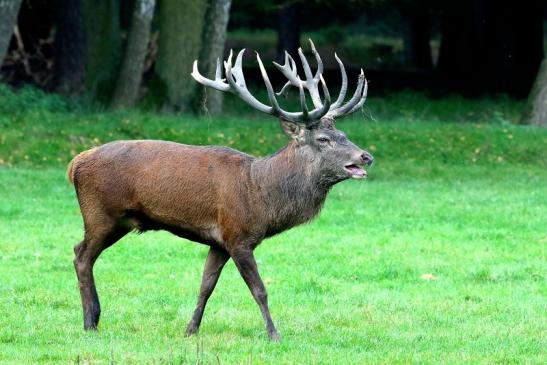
[[316, 137, 330, 143]]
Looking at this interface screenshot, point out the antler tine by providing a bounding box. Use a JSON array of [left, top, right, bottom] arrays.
[[308, 75, 331, 120], [347, 77, 368, 115], [223, 49, 272, 114], [330, 53, 348, 109], [273, 51, 301, 97], [297, 47, 322, 108], [298, 47, 314, 83], [309, 39, 323, 81], [191, 59, 230, 92], [339, 69, 365, 113], [256, 52, 282, 111], [222, 49, 233, 78], [276, 81, 292, 97], [326, 69, 365, 118], [296, 76, 309, 118], [214, 57, 222, 80]]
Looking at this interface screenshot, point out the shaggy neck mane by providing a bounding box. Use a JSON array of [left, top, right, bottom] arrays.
[[250, 141, 331, 236]]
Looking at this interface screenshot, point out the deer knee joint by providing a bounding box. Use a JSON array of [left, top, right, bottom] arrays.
[[255, 289, 267, 303]]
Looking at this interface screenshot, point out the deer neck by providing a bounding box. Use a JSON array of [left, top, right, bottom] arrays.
[[250, 141, 331, 236]]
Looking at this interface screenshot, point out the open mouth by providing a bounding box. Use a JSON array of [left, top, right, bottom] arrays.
[[344, 164, 367, 179]]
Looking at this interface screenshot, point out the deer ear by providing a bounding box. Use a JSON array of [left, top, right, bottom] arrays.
[[280, 119, 306, 143]]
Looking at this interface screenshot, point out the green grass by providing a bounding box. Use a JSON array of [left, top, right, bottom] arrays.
[[0, 85, 534, 168], [0, 87, 546, 363]]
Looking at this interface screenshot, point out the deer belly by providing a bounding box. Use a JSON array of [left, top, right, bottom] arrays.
[[123, 208, 224, 246]]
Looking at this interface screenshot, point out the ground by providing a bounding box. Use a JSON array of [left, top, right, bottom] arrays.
[[0, 87, 545, 363]]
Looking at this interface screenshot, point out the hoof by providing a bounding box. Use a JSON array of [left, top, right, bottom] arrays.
[[269, 332, 280, 342], [185, 324, 198, 337]]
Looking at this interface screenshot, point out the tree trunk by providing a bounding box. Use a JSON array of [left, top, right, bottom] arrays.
[[509, 0, 544, 97], [111, 0, 155, 109], [521, 58, 547, 126], [156, 0, 207, 112], [0, 0, 22, 65], [194, 0, 231, 116], [401, 5, 432, 71], [276, 2, 300, 63], [52, 0, 86, 95], [83, 0, 122, 101]]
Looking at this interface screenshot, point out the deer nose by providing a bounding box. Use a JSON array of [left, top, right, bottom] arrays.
[[361, 151, 374, 166]]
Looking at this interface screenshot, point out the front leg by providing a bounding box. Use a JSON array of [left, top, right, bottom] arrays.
[[230, 247, 280, 341], [186, 246, 230, 336]]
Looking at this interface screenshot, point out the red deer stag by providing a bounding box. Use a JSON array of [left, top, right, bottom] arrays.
[[68, 40, 373, 341]]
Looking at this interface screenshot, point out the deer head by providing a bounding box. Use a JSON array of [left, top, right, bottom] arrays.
[[192, 39, 373, 182]]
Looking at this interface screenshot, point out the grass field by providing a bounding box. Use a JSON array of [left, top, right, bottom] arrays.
[[0, 87, 546, 363]]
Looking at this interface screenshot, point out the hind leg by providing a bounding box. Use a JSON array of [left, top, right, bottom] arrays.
[[74, 218, 128, 330]]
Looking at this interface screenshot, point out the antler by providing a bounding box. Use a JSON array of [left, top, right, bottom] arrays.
[[191, 39, 367, 125]]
